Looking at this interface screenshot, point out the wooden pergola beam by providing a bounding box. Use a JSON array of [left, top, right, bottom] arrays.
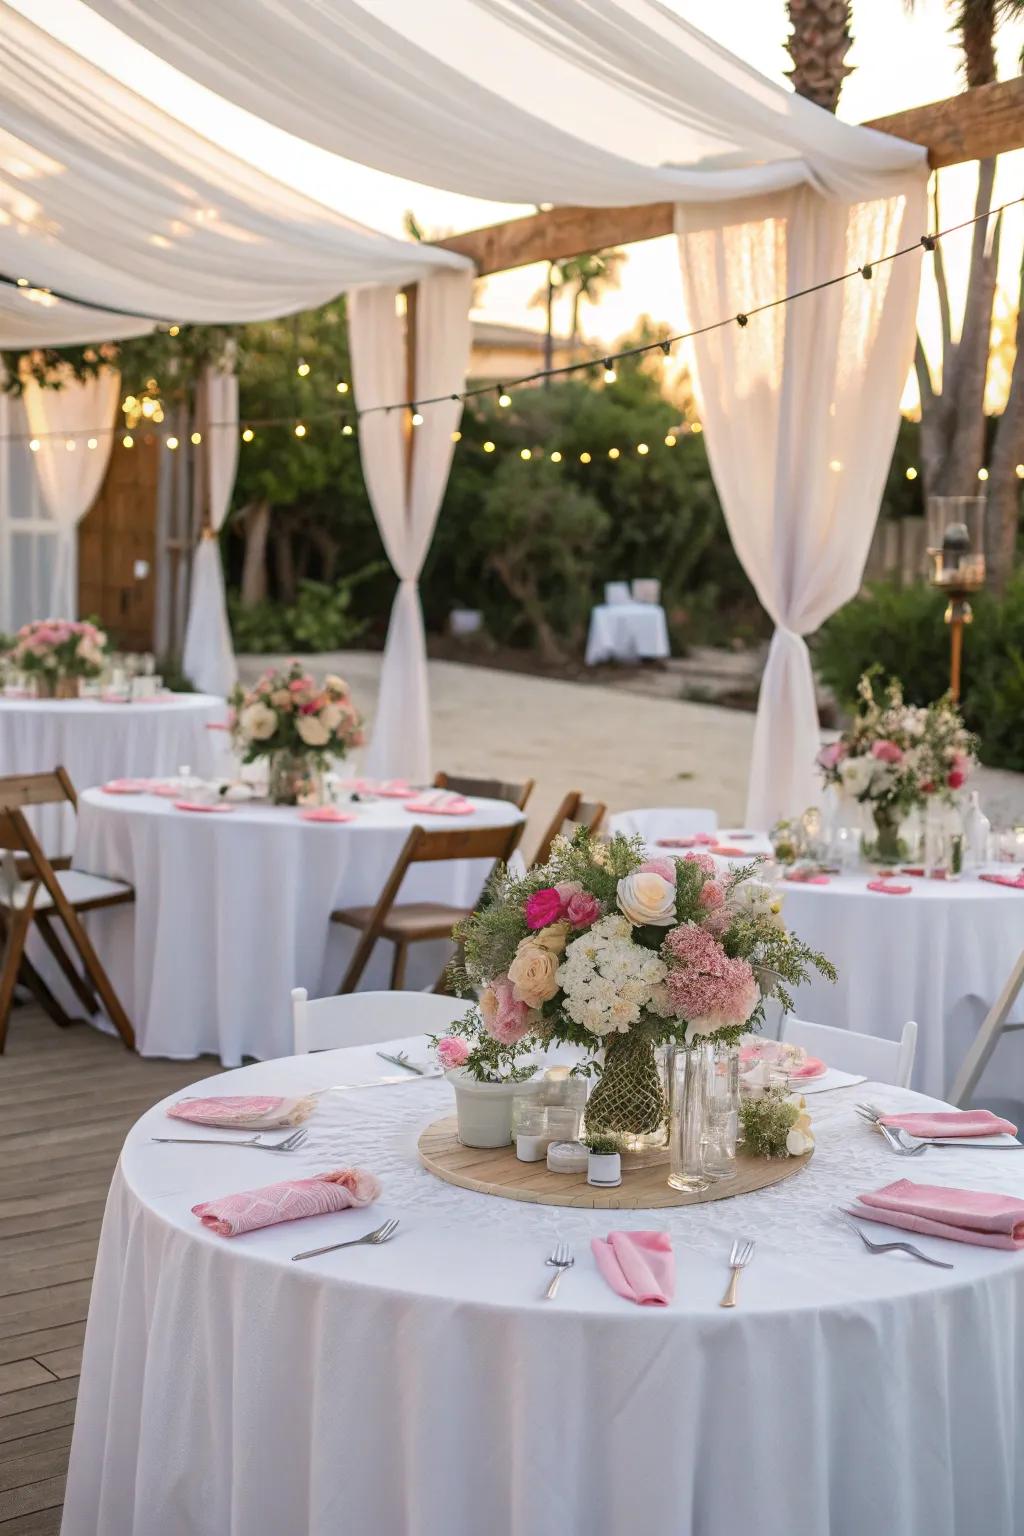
[[436, 76, 1024, 276]]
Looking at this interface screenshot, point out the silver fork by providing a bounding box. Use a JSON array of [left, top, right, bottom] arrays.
[[150, 1129, 309, 1152], [854, 1106, 925, 1156], [840, 1212, 954, 1269], [543, 1242, 574, 1300], [292, 1217, 400, 1262], [719, 1238, 755, 1308]]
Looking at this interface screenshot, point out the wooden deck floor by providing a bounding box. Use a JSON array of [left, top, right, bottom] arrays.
[[0, 1006, 220, 1534]]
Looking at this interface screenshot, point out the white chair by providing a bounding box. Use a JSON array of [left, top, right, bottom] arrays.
[[949, 949, 1024, 1107], [290, 987, 469, 1054], [781, 1016, 918, 1089], [603, 581, 632, 606], [608, 807, 718, 842], [631, 578, 661, 604]]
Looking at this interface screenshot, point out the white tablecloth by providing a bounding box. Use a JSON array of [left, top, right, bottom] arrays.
[[584, 601, 670, 664], [784, 872, 1024, 1102], [62, 1032, 1024, 1536], [0, 694, 225, 854], [73, 790, 523, 1064]]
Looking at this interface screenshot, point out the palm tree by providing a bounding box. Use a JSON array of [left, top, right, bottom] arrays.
[[784, 0, 855, 111], [530, 249, 626, 375]]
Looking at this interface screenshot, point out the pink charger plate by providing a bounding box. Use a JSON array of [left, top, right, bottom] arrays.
[[300, 807, 356, 823], [101, 779, 149, 794], [173, 800, 235, 814]]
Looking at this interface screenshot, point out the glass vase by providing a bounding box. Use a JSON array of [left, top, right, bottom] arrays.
[[863, 802, 903, 866], [583, 1030, 668, 1154], [668, 1042, 711, 1193], [703, 1043, 739, 1181], [267, 750, 319, 806]]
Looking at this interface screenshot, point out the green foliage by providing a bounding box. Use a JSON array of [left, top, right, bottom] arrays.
[[739, 1089, 800, 1158], [581, 1134, 620, 1155], [426, 1008, 536, 1084], [228, 572, 381, 654], [815, 576, 1024, 770]]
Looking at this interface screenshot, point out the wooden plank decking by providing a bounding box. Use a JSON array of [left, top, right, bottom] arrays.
[[0, 1007, 220, 1534]]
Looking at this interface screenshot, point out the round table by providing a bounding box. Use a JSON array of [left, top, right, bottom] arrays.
[[73, 790, 523, 1063], [584, 601, 670, 665], [0, 693, 226, 855], [61, 1033, 1024, 1536], [783, 871, 1024, 1102]]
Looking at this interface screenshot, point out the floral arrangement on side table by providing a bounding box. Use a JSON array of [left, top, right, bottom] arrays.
[[229, 661, 363, 804], [7, 619, 108, 697], [817, 670, 977, 863], [445, 828, 835, 1153]]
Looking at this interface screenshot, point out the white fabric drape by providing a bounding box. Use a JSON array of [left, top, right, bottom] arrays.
[[18, 364, 120, 616], [349, 270, 474, 781], [676, 180, 927, 828], [79, 0, 927, 204], [0, 6, 470, 347], [182, 365, 240, 698]]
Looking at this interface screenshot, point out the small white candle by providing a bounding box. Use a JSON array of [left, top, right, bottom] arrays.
[[546, 1140, 588, 1174], [516, 1133, 551, 1163]]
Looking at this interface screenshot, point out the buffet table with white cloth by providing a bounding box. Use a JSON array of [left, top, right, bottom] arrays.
[[784, 873, 1024, 1102], [62, 1032, 1024, 1536], [0, 694, 225, 854], [73, 790, 523, 1063], [584, 600, 670, 665]]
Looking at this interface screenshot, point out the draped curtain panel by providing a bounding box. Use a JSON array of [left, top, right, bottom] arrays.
[[349, 269, 474, 781], [18, 363, 121, 617], [182, 363, 240, 698], [676, 176, 928, 828]]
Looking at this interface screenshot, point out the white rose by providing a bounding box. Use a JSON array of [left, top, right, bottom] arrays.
[[786, 1127, 814, 1157], [616, 871, 676, 926], [240, 702, 277, 742], [320, 703, 344, 732], [296, 714, 330, 748], [839, 755, 877, 799], [730, 878, 784, 927]]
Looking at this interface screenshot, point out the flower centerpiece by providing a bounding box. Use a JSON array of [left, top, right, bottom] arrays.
[[229, 661, 363, 804], [448, 828, 835, 1153], [8, 619, 108, 698], [816, 670, 977, 863]]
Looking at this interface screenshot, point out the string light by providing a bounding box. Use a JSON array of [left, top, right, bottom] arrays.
[[664, 434, 676, 447], [691, 423, 703, 434], [16, 277, 28, 287], [294, 423, 306, 438], [520, 447, 532, 460], [483, 440, 495, 453], [65, 438, 76, 452], [191, 431, 202, 445], [550, 450, 562, 463], [166, 436, 179, 450], [829, 459, 842, 472], [411, 412, 424, 426], [242, 427, 254, 442], [637, 442, 649, 455], [169, 325, 180, 337], [296, 359, 310, 377], [602, 360, 617, 384], [87, 437, 98, 449], [580, 451, 591, 464], [977, 466, 989, 481], [451, 430, 462, 442], [28, 438, 39, 452], [123, 434, 134, 449], [498, 390, 511, 408], [342, 423, 354, 435], [608, 447, 620, 460], [1016, 464, 1024, 479], [336, 381, 349, 394], [905, 466, 918, 480]]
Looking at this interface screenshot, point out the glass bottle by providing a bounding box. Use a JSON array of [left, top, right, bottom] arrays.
[[667, 1042, 711, 1193], [703, 1043, 739, 1181], [962, 791, 991, 870]]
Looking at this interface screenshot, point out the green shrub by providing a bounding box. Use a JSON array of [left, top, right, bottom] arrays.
[[229, 571, 383, 655]]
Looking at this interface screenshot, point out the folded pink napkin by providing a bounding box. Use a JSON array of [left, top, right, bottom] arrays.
[[656, 832, 717, 848], [341, 777, 415, 798], [591, 1230, 675, 1305], [853, 1178, 1024, 1250], [174, 800, 234, 813], [169, 1094, 316, 1130], [300, 806, 356, 823], [790, 1056, 827, 1080], [404, 791, 474, 816], [710, 845, 747, 858], [880, 1108, 1017, 1139], [204, 721, 232, 731], [150, 783, 181, 797], [979, 872, 1024, 890], [193, 1167, 381, 1238], [102, 778, 148, 794], [784, 869, 831, 885], [867, 879, 911, 895]]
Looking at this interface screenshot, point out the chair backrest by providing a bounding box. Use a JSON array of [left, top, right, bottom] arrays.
[[0, 768, 76, 810], [291, 987, 469, 1054], [532, 791, 608, 867], [781, 1016, 918, 1089], [607, 807, 718, 842], [631, 578, 661, 605], [604, 581, 632, 606], [433, 772, 535, 811]]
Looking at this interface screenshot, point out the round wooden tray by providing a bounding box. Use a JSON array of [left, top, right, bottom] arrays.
[[418, 1117, 812, 1210]]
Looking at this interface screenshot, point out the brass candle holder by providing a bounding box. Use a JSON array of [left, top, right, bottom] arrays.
[[926, 495, 986, 701]]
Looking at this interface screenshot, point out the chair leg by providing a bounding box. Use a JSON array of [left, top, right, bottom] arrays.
[[34, 912, 100, 1015], [55, 907, 135, 1051], [17, 950, 80, 1030], [949, 952, 1024, 1106], [0, 907, 32, 1053], [337, 924, 382, 995], [390, 941, 408, 991]]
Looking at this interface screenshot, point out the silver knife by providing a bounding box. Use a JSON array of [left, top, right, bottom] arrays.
[[376, 1050, 425, 1074]]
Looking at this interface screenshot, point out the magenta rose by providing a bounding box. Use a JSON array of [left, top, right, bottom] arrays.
[[947, 768, 966, 789], [525, 887, 564, 929], [436, 1036, 471, 1071], [871, 740, 903, 765], [565, 889, 602, 928]]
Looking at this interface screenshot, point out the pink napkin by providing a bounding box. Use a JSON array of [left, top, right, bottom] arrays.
[[656, 832, 716, 848], [784, 869, 831, 885], [102, 778, 149, 794], [710, 845, 747, 858], [979, 872, 1024, 890], [853, 1178, 1024, 1250], [591, 1230, 675, 1305], [880, 1108, 1017, 1139], [151, 783, 182, 797], [404, 791, 474, 816], [193, 1167, 381, 1238], [204, 721, 232, 731], [867, 879, 911, 895], [341, 777, 416, 799], [789, 1056, 827, 1080], [174, 800, 234, 813], [169, 1094, 316, 1130], [300, 806, 356, 823]]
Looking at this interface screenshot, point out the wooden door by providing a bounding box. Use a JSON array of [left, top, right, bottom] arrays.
[[78, 431, 159, 650]]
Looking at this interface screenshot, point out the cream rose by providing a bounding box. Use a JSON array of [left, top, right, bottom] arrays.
[[507, 938, 561, 1008], [531, 920, 570, 955], [240, 702, 277, 742], [320, 702, 344, 733], [270, 688, 292, 708], [616, 870, 676, 927], [296, 714, 330, 748]]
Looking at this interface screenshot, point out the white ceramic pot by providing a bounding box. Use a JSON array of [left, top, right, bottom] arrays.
[[446, 1070, 524, 1148], [587, 1151, 622, 1188]]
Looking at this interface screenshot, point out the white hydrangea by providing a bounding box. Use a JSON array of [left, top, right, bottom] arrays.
[[556, 914, 667, 1037]]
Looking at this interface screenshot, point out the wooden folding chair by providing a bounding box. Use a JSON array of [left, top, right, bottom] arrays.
[[331, 821, 524, 995], [531, 791, 608, 867], [949, 949, 1024, 1107], [0, 771, 135, 1053], [433, 771, 535, 812]]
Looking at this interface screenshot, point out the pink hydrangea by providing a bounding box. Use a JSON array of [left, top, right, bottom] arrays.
[[480, 977, 531, 1044], [683, 851, 717, 877], [662, 923, 757, 1031], [871, 740, 903, 765], [435, 1036, 470, 1071], [698, 880, 725, 910], [525, 887, 563, 929], [565, 889, 601, 928], [639, 857, 676, 883]]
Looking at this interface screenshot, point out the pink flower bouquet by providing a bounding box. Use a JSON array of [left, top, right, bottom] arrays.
[[8, 618, 108, 690], [229, 662, 363, 802]]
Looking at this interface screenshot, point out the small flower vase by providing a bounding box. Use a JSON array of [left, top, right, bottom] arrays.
[[864, 803, 903, 866], [55, 676, 80, 700], [587, 1150, 622, 1188], [267, 750, 319, 806], [34, 675, 57, 700], [583, 1030, 668, 1155], [446, 1069, 523, 1148], [667, 1041, 712, 1193]]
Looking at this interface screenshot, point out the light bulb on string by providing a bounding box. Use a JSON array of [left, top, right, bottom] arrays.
[[602, 360, 617, 384], [242, 428, 254, 443], [296, 359, 310, 378], [608, 447, 620, 460], [451, 430, 462, 443], [65, 438, 76, 452], [497, 390, 511, 408], [336, 381, 349, 394], [28, 438, 40, 452], [637, 443, 649, 455], [520, 448, 532, 460], [87, 437, 98, 450], [580, 451, 591, 464], [411, 412, 423, 426], [691, 423, 703, 434], [905, 466, 918, 481], [1016, 465, 1024, 479], [123, 434, 134, 449], [483, 440, 496, 453], [342, 424, 353, 436], [295, 423, 307, 438], [550, 451, 562, 463], [664, 434, 677, 447], [167, 436, 179, 451], [191, 431, 202, 445], [977, 467, 988, 481]]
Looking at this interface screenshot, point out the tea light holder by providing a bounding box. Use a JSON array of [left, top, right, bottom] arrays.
[[926, 495, 987, 700]]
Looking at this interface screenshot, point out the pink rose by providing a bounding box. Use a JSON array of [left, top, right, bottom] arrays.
[[871, 740, 903, 765], [480, 977, 531, 1044], [565, 889, 601, 928], [639, 857, 676, 883], [699, 880, 725, 910], [436, 1036, 471, 1071], [817, 741, 846, 770], [525, 887, 564, 929]]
